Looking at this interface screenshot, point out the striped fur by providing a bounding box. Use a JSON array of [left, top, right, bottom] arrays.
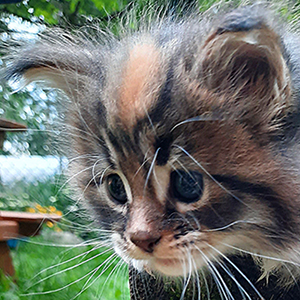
[[4, 2, 300, 297]]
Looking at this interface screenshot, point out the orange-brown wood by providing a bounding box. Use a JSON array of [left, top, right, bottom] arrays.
[[0, 211, 62, 277], [0, 221, 19, 241], [0, 242, 15, 276], [0, 118, 27, 149], [0, 211, 61, 223], [0, 118, 27, 131]]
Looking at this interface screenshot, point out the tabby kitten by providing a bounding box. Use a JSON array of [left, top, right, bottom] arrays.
[[4, 3, 300, 299]]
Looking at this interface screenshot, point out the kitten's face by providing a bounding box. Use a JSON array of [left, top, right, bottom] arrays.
[[74, 77, 297, 277], [5, 5, 300, 280]]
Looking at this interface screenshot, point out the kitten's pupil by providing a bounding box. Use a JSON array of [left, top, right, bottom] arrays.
[[171, 170, 204, 203], [106, 174, 127, 204]]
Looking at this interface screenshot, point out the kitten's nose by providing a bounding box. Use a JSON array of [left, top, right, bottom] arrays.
[[130, 231, 161, 253]]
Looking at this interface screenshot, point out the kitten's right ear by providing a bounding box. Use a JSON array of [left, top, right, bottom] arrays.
[[3, 31, 102, 98], [200, 7, 290, 101], [198, 8, 293, 131]]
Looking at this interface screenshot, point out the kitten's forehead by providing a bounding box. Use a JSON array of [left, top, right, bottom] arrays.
[[117, 42, 163, 130]]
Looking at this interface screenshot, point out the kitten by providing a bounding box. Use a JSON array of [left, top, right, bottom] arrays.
[[4, 3, 300, 299]]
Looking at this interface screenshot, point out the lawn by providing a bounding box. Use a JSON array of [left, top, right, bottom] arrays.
[[0, 175, 130, 300], [0, 230, 130, 300]]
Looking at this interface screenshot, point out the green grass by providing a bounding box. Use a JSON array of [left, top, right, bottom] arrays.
[[0, 232, 130, 300], [0, 176, 130, 299]]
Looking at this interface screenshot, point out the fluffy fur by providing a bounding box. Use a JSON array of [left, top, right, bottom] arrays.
[[4, 2, 300, 298]]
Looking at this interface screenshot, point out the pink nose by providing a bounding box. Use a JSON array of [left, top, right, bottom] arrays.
[[130, 231, 161, 253]]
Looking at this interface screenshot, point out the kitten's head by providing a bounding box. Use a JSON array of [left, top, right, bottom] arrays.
[[4, 5, 300, 280]]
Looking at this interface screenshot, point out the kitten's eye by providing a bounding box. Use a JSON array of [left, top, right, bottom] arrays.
[[106, 174, 127, 204], [171, 170, 204, 203]]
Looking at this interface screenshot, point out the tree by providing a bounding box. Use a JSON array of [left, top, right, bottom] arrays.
[[0, 0, 134, 155]]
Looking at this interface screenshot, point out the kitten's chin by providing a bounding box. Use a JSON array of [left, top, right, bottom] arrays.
[[151, 258, 190, 276], [134, 257, 200, 277]]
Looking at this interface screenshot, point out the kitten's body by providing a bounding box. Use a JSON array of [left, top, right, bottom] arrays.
[[4, 3, 300, 299]]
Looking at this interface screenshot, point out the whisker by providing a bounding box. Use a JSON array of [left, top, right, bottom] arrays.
[[112, 260, 128, 297], [214, 258, 251, 300], [20, 256, 111, 297], [96, 258, 124, 299], [181, 247, 193, 300], [223, 243, 300, 268], [195, 245, 232, 300], [191, 254, 201, 300], [283, 264, 300, 287], [171, 115, 223, 132], [200, 267, 211, 300], [144, 105, 157, 136], [71, 254, 120, 300], [91, 157, 107, 186], [203, 220, 258, 232], [26, 246, 114, 289], [55, 165, 94, 196], [63, 164, 112, 219], [26, 243, 104, 285], [135, 161, 150, 180], [15, 236, 103, 247], [143, 147, 160, 195], [205, 242, 265, 299]]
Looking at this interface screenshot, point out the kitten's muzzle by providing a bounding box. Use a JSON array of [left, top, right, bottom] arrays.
[[130, 231, 161, 253]]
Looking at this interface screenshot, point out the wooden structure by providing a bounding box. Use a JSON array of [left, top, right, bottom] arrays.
[[0, 211, 61, 276], [0, 118, 27, 150]]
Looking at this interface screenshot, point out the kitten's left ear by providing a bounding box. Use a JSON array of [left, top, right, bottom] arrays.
[[201, 11, 292, 122], [3, 30, 102, 99]]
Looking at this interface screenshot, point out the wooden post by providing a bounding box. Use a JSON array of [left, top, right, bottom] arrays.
[[0, 220, 19, 276], [0, 242, 15, 276]]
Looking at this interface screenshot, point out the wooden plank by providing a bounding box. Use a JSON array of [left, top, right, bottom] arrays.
[[0, 241, 15, 276], [0, 118, 27, 131], [0, 211, 61, 223], [0, 221, 19, 241]]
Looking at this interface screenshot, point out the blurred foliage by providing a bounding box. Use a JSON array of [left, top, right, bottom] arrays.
[[0, 174, 99, 239], [0, 0, 199, 27], [0, 0, 131, 27], [0, 174, 67, 210], [0, 86, 63, 155]]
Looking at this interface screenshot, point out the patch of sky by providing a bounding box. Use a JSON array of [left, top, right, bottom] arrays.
[[0, 155, 68, 184], [6, 15, 44, 34]]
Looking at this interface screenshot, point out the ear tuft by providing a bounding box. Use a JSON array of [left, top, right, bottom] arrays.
[[216, 6, 265, 34], [201, 24, 291, 111], [3, 30, 104, 98]]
